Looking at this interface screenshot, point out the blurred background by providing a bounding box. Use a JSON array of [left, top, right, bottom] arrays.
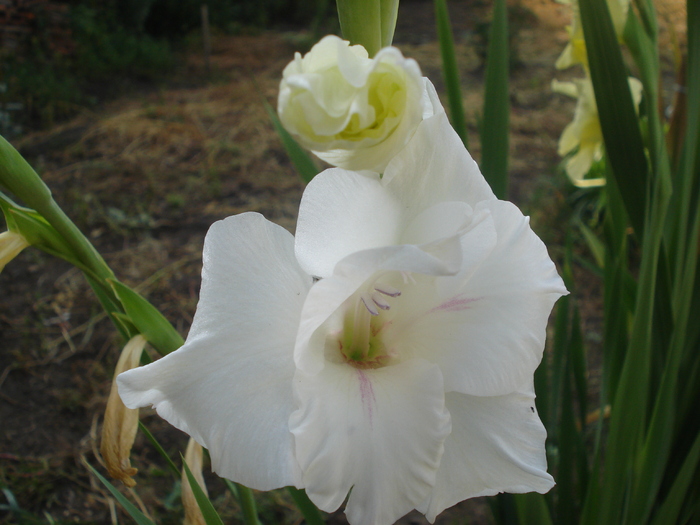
[[0, 0, 686, 523]]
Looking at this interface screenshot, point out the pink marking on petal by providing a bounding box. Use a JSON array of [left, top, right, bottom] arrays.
[[431, 294, 483, 313], [357, 370, 376, 428]]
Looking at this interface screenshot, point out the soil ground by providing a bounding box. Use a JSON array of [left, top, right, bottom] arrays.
[[0, 0, 686, 523]]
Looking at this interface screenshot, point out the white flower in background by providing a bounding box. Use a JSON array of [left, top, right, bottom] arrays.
[[278, 34, 442, 173], [118, 113, 566, 525], [555, 0, 630, 70], [0, 230, 30, 273], [553, 77, 642, 186]]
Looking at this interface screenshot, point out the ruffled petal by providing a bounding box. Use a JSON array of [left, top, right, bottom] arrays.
[[420, 384, 554, 522], [118, 212, 312, 490], [290, 359, 451, 525], [391, 200, 567, 396], [295, 169, 402, 278]]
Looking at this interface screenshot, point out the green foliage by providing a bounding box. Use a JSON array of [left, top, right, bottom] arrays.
[[85, 463, 156, 525], [144, 0, 322, 38], [434, 0, 468, 148], [71, 6, 174, 82], [479, 0, 510, 199]]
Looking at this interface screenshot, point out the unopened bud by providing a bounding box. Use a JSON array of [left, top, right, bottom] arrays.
[[101, 335, 147, 487]]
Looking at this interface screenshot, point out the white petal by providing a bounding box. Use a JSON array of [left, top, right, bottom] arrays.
[[295, 238, 463, 375], [393, 200, 566, 396], [420, 77, 444, 120], [118, 212, 311, 490], [296, 112, 493, 279], [290, 359, 451, 525], [420, 385, 554, 522], [295, 169, 402, 278], [382, 110, 495, 204]]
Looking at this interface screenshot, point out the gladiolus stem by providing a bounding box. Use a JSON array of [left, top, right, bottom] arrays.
[[234, 483, 262, 525], [287, 487, 325, 525], [0, 135, 115, 283]]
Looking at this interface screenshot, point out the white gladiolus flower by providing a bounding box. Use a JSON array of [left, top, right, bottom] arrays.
[[118, 113, 566, 525], [553, 77, 643, 186], [278, 35, 442, 173]]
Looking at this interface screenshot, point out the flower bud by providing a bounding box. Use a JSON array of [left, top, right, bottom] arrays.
[[101, 334, 147, 487], [182, 438, 207, 525], [278, 35, 441, 173]]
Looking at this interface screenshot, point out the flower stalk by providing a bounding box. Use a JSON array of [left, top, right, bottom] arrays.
[[336, 0, 399, 57]]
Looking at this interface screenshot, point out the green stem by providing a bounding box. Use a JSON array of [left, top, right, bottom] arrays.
[[0, 135, 115, 283], [287, 487, 325, 525], [235, 483, 262, 525]]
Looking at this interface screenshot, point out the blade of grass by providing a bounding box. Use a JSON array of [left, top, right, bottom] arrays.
[[434, 0, 468, 148], [264, 100, 319, 183], [480, 0, 509, 199], [84, 462, 155, 525]]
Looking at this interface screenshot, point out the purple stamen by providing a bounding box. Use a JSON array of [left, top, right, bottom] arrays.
[[361, 294, 379, 316], [374, 284, 401, 297], [372, 293, 391, 310]]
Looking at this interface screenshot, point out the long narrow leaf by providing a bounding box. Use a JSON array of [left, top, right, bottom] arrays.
[[110, 279, 184, 356], [84, 462, 155, 525], [649, 430, 700, 525], [579, 0, 649, 237], [513, 493, 553, 525], [434, 0, 468, 148], [137, 422, 180, 479], [224, 479, 262, 525], [182, 459, 224, 525], [480, 0, 509, 199], [287, 487, 325, 525]]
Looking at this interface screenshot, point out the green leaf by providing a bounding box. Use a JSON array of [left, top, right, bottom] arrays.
[[577, 220, 605, 269], [480, 0, 510, 199], [109, 279, 184, 355], [649, 431, 700, 525], [138, 422, 181, 479], [287, 487, 325, 525], [579, 0, 649, 237], [84, 462, 155, 525], [181, 458, 224, 525], [264, 100, 320, 183], [513, 493, 553, 525], [225, 481, 261, 525], [434, 0, 468, 148]]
